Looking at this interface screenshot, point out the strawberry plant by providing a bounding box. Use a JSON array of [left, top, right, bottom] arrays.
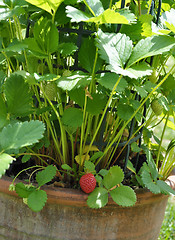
[[0, 0, 175, 212]]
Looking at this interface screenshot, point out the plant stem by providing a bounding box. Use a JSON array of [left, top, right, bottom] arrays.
[[109, 0, 113, 9], [85, 75, 123, 158], [156, 112, 169, 167], [79, 89, 88, 167], [138, 0, 141, 16], [83, 0, 96, 17], [11, 165, 43, 185], [40, 85, 68, 164]]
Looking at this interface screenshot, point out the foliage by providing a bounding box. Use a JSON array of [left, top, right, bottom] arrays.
[[159, 197, 175, 240], [0, 0, 175, 211]]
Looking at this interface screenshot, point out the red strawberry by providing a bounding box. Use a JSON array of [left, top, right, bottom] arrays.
[[79, 173, 96, 193]]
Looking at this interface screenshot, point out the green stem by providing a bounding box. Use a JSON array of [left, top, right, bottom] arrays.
[[156, 112, 170, 167], [11, 165, 43, 185], [83, 0, 96, 17], [90, 48, 98, 93], [47, 54, 54, 74], [16, 152, 57, 165], [138, 0, 141, 16], [85, 75, 123, 157], [40, 85, 68, 164], [147, 0, 152, 14], [79, 90, 88, 167], [109, 0, 113, 9]]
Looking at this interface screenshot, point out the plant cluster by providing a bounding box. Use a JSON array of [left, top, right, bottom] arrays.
[[0, 0, 175, 211]]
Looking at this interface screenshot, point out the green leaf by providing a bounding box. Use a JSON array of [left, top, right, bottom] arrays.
[[0, 153, 15, 178], [69, 88, 85, 108], [58, 42, 78, 57], [25, 0, 63, 14], [27, 189, 47, 212], [86, 93, 107, 115], [145, 149, 159, 180], [131, 142, 142, 153], [45, 23, 59, 53], [79, 38, 102, 73], [127, 35, 175, 68], [87, 187, 108, 209], [0, 5, 26, 20], [157, 180, 175, 195], [62, 108, 83, 128], [56, 71, 91, 91], [118, 8, 136, 24], [161, 9, 175, 33], [4, 74, 32, 116], [97, 72, 128, 92], [141, 169, 161, 194], [139, 14, 153, 37], [124, 62, 152, 78], [103, 166, 124, 190], [85, 0, 104, 16], [96, 31, 152, 78], [87, 9, 129, 24], [84, 161, 95, 173], [98, 169, 108, 177], [96, 30, 133, 69], [0, 120, 45, 151], [61, 164, 72, 171], [110, 186, 136, 207], [127, 160, 136, 174], [24, 38, 48, 58], [66, 6, 92, 22], [36, 165, 57, 187], [90, 151, 104, 163], [134, 85, 148, 98], [167, 139, 175, 154], [15, 182, 35, 198], [22, 155, 31, 163], [1, 39, 27, 52], [117, 103, 134, 121]]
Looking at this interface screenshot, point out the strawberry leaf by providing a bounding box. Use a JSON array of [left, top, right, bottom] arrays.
[[0, 153, 15, 178], [103, 166, 124, 190], [4, 74, 32, 116], [27, 189, 47, 212], [86, 93, 107, 115], [0, 120, 45, 151], [157, 180, 175, 195], [36, 165, 57, 187], [62, 108, 83, 128], [141, 170, 161, 194], [84, 161, 96, 173], [15, 182, 35, 198], [87, 187, 108, 209], [110, 186, 136, 207]]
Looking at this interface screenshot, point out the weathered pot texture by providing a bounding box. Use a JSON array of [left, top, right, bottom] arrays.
[[0, 175, 175, 240]]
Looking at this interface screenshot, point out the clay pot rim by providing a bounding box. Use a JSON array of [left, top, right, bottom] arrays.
[[0, 175, 174, 208]]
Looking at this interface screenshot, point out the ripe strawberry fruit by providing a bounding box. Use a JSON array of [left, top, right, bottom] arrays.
[[79, 173, 96, 193]]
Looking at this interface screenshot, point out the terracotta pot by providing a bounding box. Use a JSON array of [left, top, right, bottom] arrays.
[[0, 175, 175, 240]]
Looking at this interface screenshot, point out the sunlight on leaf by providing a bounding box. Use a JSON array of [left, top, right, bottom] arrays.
[[25, 0, 64, 14], [87, 187, 108, 208]]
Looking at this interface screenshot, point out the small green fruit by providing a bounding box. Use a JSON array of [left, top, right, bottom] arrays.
[[151, 99, 163, 116], [149, 69, 158, 83], [45, 82, 57, 101], [62, 69, 72, 77]]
